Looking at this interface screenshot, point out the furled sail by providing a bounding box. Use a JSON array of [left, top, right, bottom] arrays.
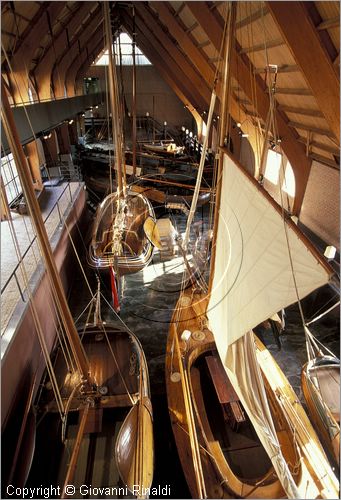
[[207, 151, 335, 498]]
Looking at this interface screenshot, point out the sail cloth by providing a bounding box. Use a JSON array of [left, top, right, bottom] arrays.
[[207, 152, 332, 350], [207, 152, 333, 498], [225, 332, 300, 498]]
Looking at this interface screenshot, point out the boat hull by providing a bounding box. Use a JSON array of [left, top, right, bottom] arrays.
[[166, 289, 339, 499], [302, 357, 340, 467], [24, 324, 154, 496], [88, 190, 155, 275]]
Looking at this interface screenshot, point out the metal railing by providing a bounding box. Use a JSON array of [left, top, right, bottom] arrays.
[[1, 182, 81, 336]]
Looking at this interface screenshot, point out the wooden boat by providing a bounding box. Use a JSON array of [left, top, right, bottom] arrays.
[[142, 141, 185, 156], [302, 355, 340, 466], [27, 323, 154, 496], [1, 5, 154, 494], [131, 182, 211, 207], [88, 189, 159, 274], [166, 290, 339, 498], [87, 4, 161, 278], [165, 8, 338, 491]]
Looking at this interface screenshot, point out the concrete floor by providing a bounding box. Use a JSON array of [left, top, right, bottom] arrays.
[[66, 203, 339, 497]]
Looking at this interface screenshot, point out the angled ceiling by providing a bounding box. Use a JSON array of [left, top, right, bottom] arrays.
[[2, 1, 340, 210]]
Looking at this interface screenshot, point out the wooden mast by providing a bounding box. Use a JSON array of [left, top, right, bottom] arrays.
[[208, 3, 236, 293], [1, 78, 90, 381], [132, 5, 137, 177], [104, 2, 125, 197]]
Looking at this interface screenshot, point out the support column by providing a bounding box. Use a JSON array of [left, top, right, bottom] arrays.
[[56, 123, 71, 155], [24, 141, 44, 191], [1, 177, 11, 221]]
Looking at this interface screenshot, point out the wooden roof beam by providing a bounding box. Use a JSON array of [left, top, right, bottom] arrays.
[[239, 38, 283, 54], [187, 1, 313, 214], [134, 3, 212, 108], [317, 16, 340, 31], [151, 2, 215, 87], [309, 153, 339, 170], [277, 105, 323, 118], [297, 136, 340, 156], [254, 64, 299, 74], [53, 11, 102, 98], [34, 2, 95, 101], [267, 2, 339, 141], [287, 121, 336, 139], [236, 6, 269, 30], [65, 26, 103, 97], [150, 2, 262, 165], [6, 2, 65, 104], [122, 11, 205, 116]]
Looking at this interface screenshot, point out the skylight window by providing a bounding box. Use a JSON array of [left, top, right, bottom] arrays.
[[264, 149, 282, 185], [94, 32, 151, 66]]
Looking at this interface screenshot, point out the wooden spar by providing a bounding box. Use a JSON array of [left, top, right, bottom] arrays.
[[61, 402, 90, 498], [208, 4, 236, 294], [183, 89, 217, 249], [1, 79, 90, 381], [139, 176, 212, 192], [132, 6, 137, 177], [104, 2, 125, 196], [173, 330, 207, 498]]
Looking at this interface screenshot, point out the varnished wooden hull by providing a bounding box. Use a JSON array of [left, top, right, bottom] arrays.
[[166, 289, 339, 498], [25, 325, 154, 497], [302, 357, 340, 467], [88, 190, 155, 275]]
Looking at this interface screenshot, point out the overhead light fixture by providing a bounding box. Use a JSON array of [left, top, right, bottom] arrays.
[[242, 133, 249, 138], [324, 245, 336, 259], [43, 132, 52, 139], [237, 122, 242, 128], [68, 119, 74, 125]]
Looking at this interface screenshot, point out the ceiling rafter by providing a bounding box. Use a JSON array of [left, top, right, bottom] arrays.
[[277, 105, 323, 118], [239, 38, 284, 54], [268, 2, 339, 141], [152, 2, 215, 86], [236, 6, 269, 30], [287, 121, 336, 138], [53, 10, 103, 98], [187, 1, 313, 214], [122, 10, 202, 119], [65, 24, 103, 97], [309, 153, 340, 170], [33, 2, 95, 101], [7, 2, 52, 58], [134, 3, 212, 108], [254, 64, 299, 74], [317, 16, 340, 31], [297, 137, 340, 156]]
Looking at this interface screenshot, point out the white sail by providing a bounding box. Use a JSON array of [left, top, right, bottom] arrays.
[[207, 151, 334, 498], [208, 152, 332, 351]]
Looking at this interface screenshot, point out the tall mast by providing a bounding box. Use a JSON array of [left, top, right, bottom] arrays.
[[104, 2, 126, 197], [208, 3, 236, 293], [132, 6, 137, 177], [1, 79, 90, 381]]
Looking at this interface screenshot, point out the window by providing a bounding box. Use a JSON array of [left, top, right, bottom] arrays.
[[264, 149, 282, 185], [1, 153, 22, 204], [282, 161, 295, 198], [94, 32, 151, 66]]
